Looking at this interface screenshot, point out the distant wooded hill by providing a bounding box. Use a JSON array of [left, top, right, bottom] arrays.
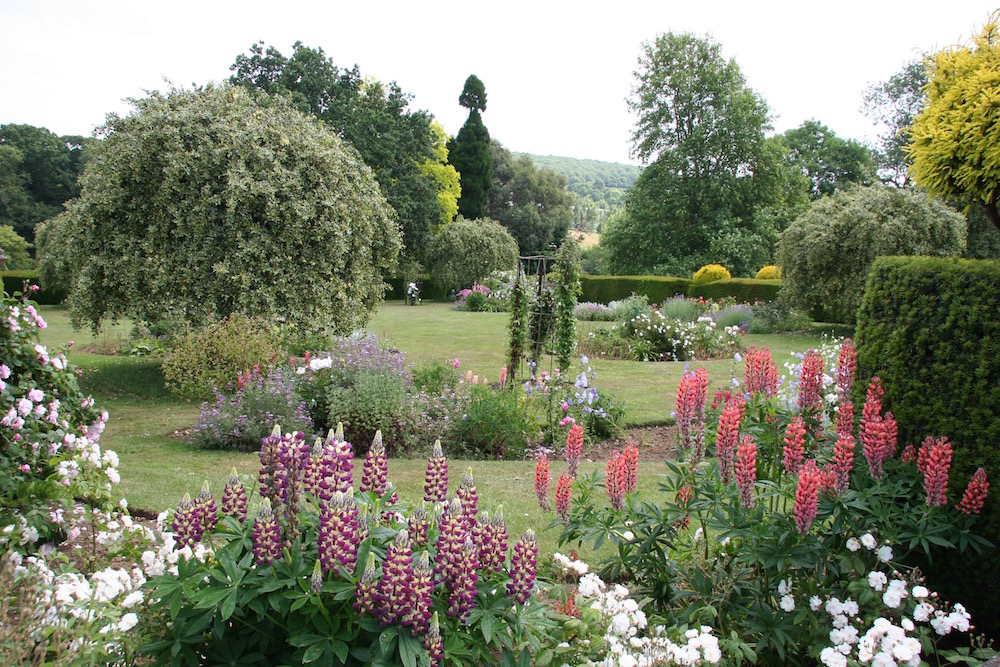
[[514, 154, 640, 231]]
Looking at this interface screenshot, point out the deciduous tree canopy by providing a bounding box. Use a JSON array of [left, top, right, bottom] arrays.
[[779, 120, 875, 199], [425, 216, 518, 293], [51, 85, 400, 334]]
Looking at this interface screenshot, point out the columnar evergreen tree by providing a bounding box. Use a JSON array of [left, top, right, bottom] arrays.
[[449, 75, 493, 219]]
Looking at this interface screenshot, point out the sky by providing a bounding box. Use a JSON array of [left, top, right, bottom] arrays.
[[2, 1, 997, 165]]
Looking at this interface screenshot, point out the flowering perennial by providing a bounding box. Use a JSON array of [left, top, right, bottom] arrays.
[[376, 529, 415, 625], [317, 491, 360, 573], [836, 338, 857, 399], [783, 416, 807, 474], [794, 460, 822, 534], [555, 472, 573, 523], [566, 423, 584, 478], [506, 530, 537, 605], [423, 439, 448, 503], [251, 499, 282, 566], [957, 467, 989, 515], [535, 454, 551, 511], [605, 449, 627, 510], [735, 435, 757, 509], [744, 345, 780, 398], [360, 431, 388, 496], [798, 349, 824, 413], [220, 468, 248, 521], [715, 398, 745, 484], [919, 436, 953, 507]]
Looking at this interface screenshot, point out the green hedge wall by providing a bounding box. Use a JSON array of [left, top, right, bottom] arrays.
[[385, 275, 449, 301], [855, 255, 1000, 639], [579, 275, 780, 305], [1, 270, 67, 305], [686, 278, 781, 303], [580, 276, 692, 304]]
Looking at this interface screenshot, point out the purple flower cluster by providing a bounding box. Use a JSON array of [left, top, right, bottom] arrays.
[[376, 530, 415, 625], [405, 551, 434, 633], [251, 499, 283, 565], [424, 612, 443, 667], [423, 440, 448, 502], [434, 498, 467, 583], [172, 493, 203, 548], [354, 552, 378, 617], [408, 503, 430, 547], [360, 431, 389, 496], [302, 429, 354, 502], [257, 427, 310, 510], [474, 508, 508, 573], [456, 468, 478, 530], [446, 536, 479, 620], [221, 468, 248, 522], [506, 529, 538, 605], [317, 491, 361, 573]]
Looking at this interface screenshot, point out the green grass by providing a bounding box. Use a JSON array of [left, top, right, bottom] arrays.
[[35, 302, 849, 560]]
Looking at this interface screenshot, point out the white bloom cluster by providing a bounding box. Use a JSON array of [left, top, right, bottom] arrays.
[[552, 552, 590, 577], [139, 514, 214, 577], [576, 572, 721, 666], [777, 335, 845, 413]]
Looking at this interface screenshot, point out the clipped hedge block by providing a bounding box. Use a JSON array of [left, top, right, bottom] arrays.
[[856, 255, 1000, 639], [1, 270, 67, 305], [686, 278, 781, 303], [692, 263, 731, 284], [581, 275, 691, 305]]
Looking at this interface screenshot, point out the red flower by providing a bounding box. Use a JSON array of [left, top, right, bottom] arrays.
[[534, 454, 551, 511], [860, 378, 888, 479], [735, 435, 757, 510], [794, 460, 822, 534], [744, 346, 780, 398], [797, 349, 824, 413], [957, 467, 990, 515], [836, 400, 854, 442], [782, 416, 806, 475], [715, 398, 745, 484], [837, 339, 857, 400], [622, 440, 639, 493], [606, 450, 626, 510], [555, 473, 572, 524], [921, 436, 953, 507], [675, 368, 709, 459], [565, 424, 584, 478], [831, 433, 855, 493]]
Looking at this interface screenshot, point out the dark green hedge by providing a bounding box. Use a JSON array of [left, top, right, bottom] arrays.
[[580, 275, 781, 305], [1, 270, 67, 305], [856, 255, 1000, 638], [385, 275, 449, 301], [686, 278, 781, 303], [581, 276, 691, 304]]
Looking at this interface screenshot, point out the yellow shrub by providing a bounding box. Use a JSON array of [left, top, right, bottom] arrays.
[[692, 264, 731, 284], [755, 265, 782, 280]]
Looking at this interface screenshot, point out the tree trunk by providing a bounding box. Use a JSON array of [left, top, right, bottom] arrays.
[[985, 201, 1000, 233]]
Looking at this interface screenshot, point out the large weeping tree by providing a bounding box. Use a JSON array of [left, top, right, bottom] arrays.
[[51, 84, 400, 334]]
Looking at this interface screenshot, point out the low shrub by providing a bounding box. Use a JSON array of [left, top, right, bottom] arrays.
[[692, 263, 731, 284], [755, 264, 782, 280], [659, 295, 701, 322], [447, 384, 536, 459], [574, 301, 616, 321], [746, 297, 813, 334], [710, 303, 754, 330], [192, 365, 313, 451], [627, 311, 743, 362], [412, 360, 458, 395], [161, 314, 283, 401]]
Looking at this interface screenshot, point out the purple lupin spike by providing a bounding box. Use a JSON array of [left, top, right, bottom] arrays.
[[424, 612, 443, 667], [434, 498, 467, 583], [506, 529, 537, 605], [317, 490, 361, 573], [480, 506, 508, 573], [375, 529, 414, 626], [456, 468, 478, 531], [361, 431, 388, 496], [251, 498, 283, 566], [446, 536, 479, 621], [172, 493, 203, 548], [408, 502, 430, 548], [354, 552, 378, 618], [310, 559, 323, 595], [195, 481, 218, 533], [405, 551, 434, 635], [220, 468, 248, 522], [423, 440, 449, 503], [329, 427, 354, 494]]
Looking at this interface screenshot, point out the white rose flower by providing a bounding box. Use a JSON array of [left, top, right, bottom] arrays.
[[861, 533, 877, 549], [117, 612, 139, 632], [876, 545, 893, 562]]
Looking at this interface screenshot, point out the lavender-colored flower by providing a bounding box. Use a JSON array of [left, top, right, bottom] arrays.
[[408, 503, 430, 548], [507, 529, 537, 605], [195, 481, 218, 533], [172, 493, 203, 548], [361, 431, 388, 496], [354, 552, 378, 618], [434, 498, 468, 583], [310, 559, 323, 595], [456, 468, 478, 531], [317, 491, 361, 573], [424, 612, 443, 667], [220, 468, 248, 522], [376, 529, 414, 625], [446, 536, 479, 620], [404, 551, 434, 634], [251, 498, 283, 566], [423, 440, 449, 502]]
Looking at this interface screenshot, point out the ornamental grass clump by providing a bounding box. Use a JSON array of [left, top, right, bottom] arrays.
[[146, 432, 550, 666], [555, 335, 996, 666]]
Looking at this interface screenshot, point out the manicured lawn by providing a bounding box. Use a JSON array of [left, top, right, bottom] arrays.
[[36, 302, 849, 560]]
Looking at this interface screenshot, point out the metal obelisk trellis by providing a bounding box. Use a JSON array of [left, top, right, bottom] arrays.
[[507, 254, 556, 386]]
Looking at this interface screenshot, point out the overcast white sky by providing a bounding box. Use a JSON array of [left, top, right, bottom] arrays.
[[1, 1, 996, 164]]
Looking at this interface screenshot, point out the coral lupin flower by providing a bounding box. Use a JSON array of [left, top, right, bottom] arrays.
[[782, 416, 807, 475], [499, 365, 508, 390], [957, 468, 990, 515], [921, 436, 953, 507], [172, 493, 203, 548], [735, 435, 758, 510], [797, 349, 824, 413], [835, 400, 854, 441], [220, 468, 248, 522], [423, 440, 448, 503], [901, 443, 917, 464], [794, 460, 822, 534], [446, 536, 479, 620], [353, 552, 378, 618], [317, 491, 360, 573], [251, 498, 283, 566], [675, 367, 709, 455], [361, 431, 388, 496], [507, 530, 538, 605], [837, 339, 857, 399], [860, 378, 888, 479], [715, 398, 745, 485], [376, 529, 415, 625], [535, 454, 551, 511], [744, 346, 780, 398], [555, 472, 572, 524], [565, 424, 584, 478], [831, 433, 856, 493], [605, 450, 626, 510], [622, 440, 639, 493]]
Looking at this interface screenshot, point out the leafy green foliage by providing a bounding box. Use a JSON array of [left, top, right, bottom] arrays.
[[855, 256, 1000, 638], [56, 84, 400, 334], [580, 276, 691, 305], [779, 120, 875, 198], [778, 185, 966, 322], [450, 110, 493, 220], [907, 14, 1000, 232], [425, 217, 518, 294], [161, 314, 284, 402], [230, 42, 441, 260], [0, 225, 31, 269], [687, 278, 782, 303], [459, 74, 487, 112], [692, 264, 732, 284], [448, 384, 535, 459], [0, 270, 65, 305], [552, 239, 582, 371], [487, 143, 573, 254], [862, 59, 928, 188]]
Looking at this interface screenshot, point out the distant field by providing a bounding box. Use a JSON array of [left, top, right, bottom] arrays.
[[570, 230, 601, 248]]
